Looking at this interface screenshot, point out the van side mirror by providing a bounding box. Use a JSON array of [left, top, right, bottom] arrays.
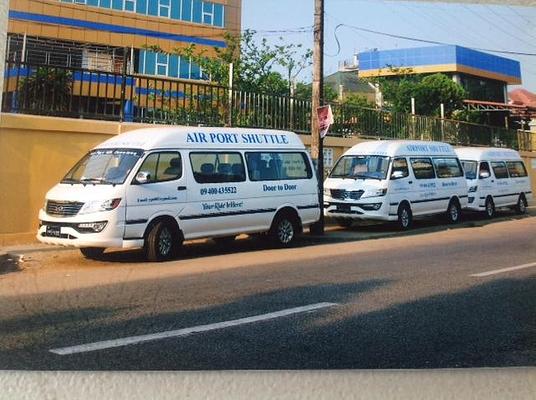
[[135, 171, 151, 184], [479, 171, 490, 179], [391, 170, 405, 180]]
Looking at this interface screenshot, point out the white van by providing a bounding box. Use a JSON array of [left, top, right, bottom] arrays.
[[37, 127, 320, 261], [323, 140, 468, 229], [455, 147, 532, 218]]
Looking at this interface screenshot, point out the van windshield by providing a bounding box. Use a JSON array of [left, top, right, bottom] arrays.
[[461, 160, 477, 180], [330, 155, 390, 180], [62, 148, 144, 185]]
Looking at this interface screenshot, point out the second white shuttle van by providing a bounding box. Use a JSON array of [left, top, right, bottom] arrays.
[[456, 147, 532, 218], [37, 127, 320, 261], [324, 140, 468, 229]]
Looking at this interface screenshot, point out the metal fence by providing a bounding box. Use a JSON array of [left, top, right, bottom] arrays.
[[2, 61, 533, 151]]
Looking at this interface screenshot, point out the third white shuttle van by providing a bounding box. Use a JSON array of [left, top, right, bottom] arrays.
[[456, 147, 532, 218], [324, 140, 468, 229]]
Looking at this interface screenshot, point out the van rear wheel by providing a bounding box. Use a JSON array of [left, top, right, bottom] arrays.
[[446, 199, 461, 224], [270, 214, 297, 246], [485, 196, 495, 219], [515, 194, 527, 215], [80, 247, 105, 260], [144, 220, 180, 262], [397, 203, 412, 230]]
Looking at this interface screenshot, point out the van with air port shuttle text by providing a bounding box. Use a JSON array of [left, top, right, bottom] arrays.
[[37, 127, 320, 261], [323, 140, 469, 229], [455, 147, 532, 218]]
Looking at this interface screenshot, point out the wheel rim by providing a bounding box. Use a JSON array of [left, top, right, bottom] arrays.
[[401, 209, 409, 227], [277, 219, 294, 244], [158, 227, 172, 256], [450, 204, 459, 221], [486, 200, 493, 217], [519, 198, 526, 212]]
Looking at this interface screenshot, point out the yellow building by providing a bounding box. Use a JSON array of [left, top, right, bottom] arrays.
[[7, 0, 241, 78]]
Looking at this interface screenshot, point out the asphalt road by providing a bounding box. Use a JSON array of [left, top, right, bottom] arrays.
[[1, 210, 535, 370]]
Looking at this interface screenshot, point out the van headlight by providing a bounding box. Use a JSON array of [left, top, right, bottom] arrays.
[[323, 188, 331, 197], [360, 203, 383, 211], [363, 188, 387, 198], [77, 221, 108, 233], [79, 198, 122, 215], [469, 185, 478, 193]]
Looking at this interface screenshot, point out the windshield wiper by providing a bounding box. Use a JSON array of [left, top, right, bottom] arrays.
[[80, 177, 112, 185], [351, 174, 383, 181]]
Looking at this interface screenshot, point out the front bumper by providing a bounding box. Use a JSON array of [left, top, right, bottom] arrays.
[[323, 199, 391, 221], [36, 209, 126, 248]]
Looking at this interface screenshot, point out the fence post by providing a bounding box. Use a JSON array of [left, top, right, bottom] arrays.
[[119, 48, 128, 122], [227, 63, 233, 127]]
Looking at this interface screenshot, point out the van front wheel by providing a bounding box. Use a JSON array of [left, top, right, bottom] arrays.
[[397, 203, 412, 230], [80, 247, 104, 260], [485, 196, 495, 219], [515, 194, 527, 215], [144, 221, 180, 262]]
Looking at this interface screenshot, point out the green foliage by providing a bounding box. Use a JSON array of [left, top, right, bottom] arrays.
[[294, 82, 338, 102], [146, 30, 312, 95], [18, 67, 72, 111], [341, 93, 375, 108], [374, 71, 466, 118]]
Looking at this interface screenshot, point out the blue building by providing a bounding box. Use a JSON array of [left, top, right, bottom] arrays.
[[358, 45, 521, 103]]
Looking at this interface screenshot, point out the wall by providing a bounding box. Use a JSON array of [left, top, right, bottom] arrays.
[[0, 113, 535, 245]]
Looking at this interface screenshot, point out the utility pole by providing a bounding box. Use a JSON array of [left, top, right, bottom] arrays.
[[310, 0, 325, 235]]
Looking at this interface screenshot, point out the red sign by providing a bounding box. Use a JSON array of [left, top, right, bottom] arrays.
[[317, 105, 333, 138]]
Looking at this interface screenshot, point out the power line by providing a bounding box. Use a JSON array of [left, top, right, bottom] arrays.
[[329, 22, 536, 57]]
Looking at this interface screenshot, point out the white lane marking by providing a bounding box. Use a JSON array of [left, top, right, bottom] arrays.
[[50, 302, 338, 355], [470, 262, 536, 277]]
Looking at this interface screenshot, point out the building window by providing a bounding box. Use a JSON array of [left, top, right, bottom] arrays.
[[213, 3, 224, 27], [159, 0, 170, 18], [124, 0, 135, 12], [156, 53, 169, 76], [202, 2, 214, 25], [73, 0, 87, 4]]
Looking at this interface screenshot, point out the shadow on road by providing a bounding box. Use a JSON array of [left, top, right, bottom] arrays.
[[90, 210, 532, 264]]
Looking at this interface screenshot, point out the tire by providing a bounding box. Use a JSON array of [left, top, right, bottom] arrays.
[[144, 220, 180, 262], [484, 196, 495, 219], [397, 203, 412, 230], [270, 214, 298, 247], [213, 236, 236, 246], [515, 194, 527, 215], [80, 247, 105, 260], [446, 199, 461, 224], [336, 218, 354, 228]]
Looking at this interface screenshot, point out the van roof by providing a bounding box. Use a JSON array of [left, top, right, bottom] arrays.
[[344, 140, 457, 157], [95, 127, 306, 151], [455, 147, 522, 161]]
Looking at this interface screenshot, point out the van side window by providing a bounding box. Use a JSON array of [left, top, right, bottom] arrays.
[[479, 162, 491, 178], [136, 152, 182, 184], [391, 158, 409, 179], [491, 162, 509, 179], [432, 158, 463, 178], [410, 158, 435, 179], [245, 152, 312, 181], [506, 161, 528, 178], [190, 152, 246, 183]]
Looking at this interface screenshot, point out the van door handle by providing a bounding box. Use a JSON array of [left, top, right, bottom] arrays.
[[177, 186, 187, 191], [408, 181, 413, 184], [491, 180, 495, 183]]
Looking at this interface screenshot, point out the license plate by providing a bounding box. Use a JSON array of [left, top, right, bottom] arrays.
[[45, 225, 62, 237], [336, 204, 351, 212]]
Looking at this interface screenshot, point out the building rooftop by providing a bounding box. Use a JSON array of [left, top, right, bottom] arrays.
[[358, 45, 521, 85]]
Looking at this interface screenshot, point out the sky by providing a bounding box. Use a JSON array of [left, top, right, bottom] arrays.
[[242, 0, 536, 93]]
